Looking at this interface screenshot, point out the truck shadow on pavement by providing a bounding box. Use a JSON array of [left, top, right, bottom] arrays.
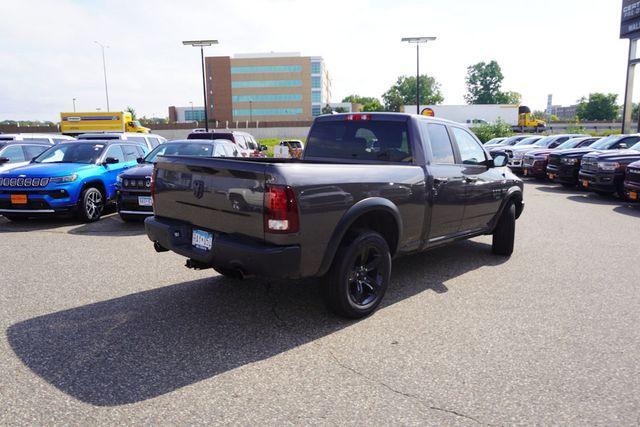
[[7, 240, 506, 407], [0, 212, 146, 237]]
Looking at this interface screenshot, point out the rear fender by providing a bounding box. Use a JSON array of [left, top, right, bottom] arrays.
[[317, 197, 402, 277]]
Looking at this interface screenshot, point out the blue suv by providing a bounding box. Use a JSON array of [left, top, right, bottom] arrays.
[[0, 140, 147, 222]]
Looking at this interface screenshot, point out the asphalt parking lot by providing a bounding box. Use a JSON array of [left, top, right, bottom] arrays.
[[1, 181, 639, 425]]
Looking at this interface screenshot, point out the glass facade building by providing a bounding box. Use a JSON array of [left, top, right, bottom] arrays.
[[206, 53, 331, 122]]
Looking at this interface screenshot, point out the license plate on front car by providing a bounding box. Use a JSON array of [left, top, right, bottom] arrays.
[[192, 229, 213, 251], [11, 194, 27, 204], [138, 196, 153, 207], [582, 180, 589, 188], [523, 169, 528, 176], [630, 191, 638, 200], [548, 173, 556, 180]]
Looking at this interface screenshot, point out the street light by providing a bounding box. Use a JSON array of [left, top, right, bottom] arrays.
[[94, 41, 110, 111], [401, 36, 437, 115], [182, 39, 219, 131], [73, 98, 77, 113]]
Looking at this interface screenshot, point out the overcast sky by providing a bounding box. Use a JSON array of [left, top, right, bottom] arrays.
[[0, 0, 632, 121]]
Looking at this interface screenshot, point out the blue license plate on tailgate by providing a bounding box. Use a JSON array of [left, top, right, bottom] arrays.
[[192, 229, 213, 251]]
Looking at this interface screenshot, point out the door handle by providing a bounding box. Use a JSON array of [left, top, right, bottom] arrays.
[[464, 176, 479, 183], [433, 177, 449, 185]]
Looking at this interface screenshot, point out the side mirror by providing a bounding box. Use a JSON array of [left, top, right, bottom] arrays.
[[0, 157, 10, 165], [492, 154, 508, 168], [127, 122, 135, 127], [103, 157, 120, 165], [136, 157, 144, 164], [260, 145, 268, 152]]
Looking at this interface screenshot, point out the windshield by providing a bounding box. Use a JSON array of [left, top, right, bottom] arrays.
[[556, 139, 584, 150], [306, 119, 412, 162], [515, 137, 539, 146], [35, 143, 105, 164], [145, 142, 215, 163], [532, 136, 555, 147], [591, 135, 620, 150]]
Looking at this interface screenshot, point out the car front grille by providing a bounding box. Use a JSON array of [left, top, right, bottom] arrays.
[[581, 158, 598, 172], [627, 167, 640, 183], [122, 177, 151, 189], [1, 177, 50, 188], [549, 154, 561, 166]]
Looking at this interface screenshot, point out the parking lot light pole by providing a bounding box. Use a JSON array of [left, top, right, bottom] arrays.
[[94, 41, 110, 112], [401, 37, 437, 115], [182, 39, 219, 132], [72, 98, 77, 112]]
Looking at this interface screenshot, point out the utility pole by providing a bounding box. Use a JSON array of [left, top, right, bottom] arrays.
[[94, 41, 110, 111]]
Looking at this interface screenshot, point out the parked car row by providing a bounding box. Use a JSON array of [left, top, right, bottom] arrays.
[[0, 130, 261, 223], [491, 132, 640, 203]]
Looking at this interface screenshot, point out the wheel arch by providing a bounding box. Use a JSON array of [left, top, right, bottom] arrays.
[[317, 197, 402, 277]]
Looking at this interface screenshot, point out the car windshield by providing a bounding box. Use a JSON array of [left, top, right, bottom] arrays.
[[515, 137, 539, 146], [532, 136, 555, 147], [556, 139, 584, 150], [145, 142, 215, 163], [35, 143, 105, 164], [591, 135, 620, 150]]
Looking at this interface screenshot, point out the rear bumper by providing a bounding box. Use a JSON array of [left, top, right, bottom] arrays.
[[145, 216, 302, 279]]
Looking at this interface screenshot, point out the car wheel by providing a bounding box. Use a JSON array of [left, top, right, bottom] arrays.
[[3, 214, 29, 222], [77, 187, 104, 222], [492, 202, 515, 256], [324, 230, 391, 319]]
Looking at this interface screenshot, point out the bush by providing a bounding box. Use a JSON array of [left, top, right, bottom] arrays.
[[471, 119, 514, 143]]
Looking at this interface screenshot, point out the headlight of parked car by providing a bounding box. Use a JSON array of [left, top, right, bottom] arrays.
[[562, 158, 578, 165], [598, 162, 620, 171], [49, 174, 78, 183]]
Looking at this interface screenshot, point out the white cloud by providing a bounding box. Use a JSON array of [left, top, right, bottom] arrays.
[[0, 0, 632, 120]]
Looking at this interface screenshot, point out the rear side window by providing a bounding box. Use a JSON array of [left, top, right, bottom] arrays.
[[423, 123, 455, 164], [618, 136, 640, 148], [127, 136, 148, 146], [306, 119, 412, 162], [104, 145, 126, 162], [122, 145, 140, 161], [451, 127, 487, 165], [1, 145, 26, 162]]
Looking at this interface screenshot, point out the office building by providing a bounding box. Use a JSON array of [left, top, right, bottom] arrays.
[[168, 105, 206, 123], [205, 52, 331, 122]]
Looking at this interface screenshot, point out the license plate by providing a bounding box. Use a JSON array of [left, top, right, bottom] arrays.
[[630, 191, 638, 200], [192, 229, 213, 251], [582, 180, 589, 188], [548, 173, 556, 180], [138, 196, 153, 207], [523, 169, 528, 176], [11, 194, 27, 204]]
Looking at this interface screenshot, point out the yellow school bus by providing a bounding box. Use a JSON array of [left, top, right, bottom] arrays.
[[60, 111, 150, 135]]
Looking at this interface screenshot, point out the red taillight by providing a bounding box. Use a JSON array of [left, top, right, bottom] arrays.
[[264, 185, 299, 234], [150, 169, 156, 199], [346, 114, 370, 121]]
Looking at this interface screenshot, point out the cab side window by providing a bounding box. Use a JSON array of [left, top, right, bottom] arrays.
[[422, 123, 455, 164], [617, 137, 640, 149], [104, 145, 125, 163], [451, 127, 487, 166], [147, 137, 160, 148]]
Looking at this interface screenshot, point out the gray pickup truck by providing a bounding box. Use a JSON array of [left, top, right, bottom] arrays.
[[146, 113, 524, 318]]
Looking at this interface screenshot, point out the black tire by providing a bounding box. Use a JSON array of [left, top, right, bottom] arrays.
[[561, 183, 575, 189], [77, 186, 104, 222], [2, 214, 29, 222], [492, 202, 516, 256], [323, 230, 391, 319]]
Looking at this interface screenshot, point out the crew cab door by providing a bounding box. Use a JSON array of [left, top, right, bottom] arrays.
[[421, 122, 465, 240], [450, 127, 502, 232]]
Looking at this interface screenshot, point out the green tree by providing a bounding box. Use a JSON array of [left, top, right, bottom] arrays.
[[471, 119, 514, 143], [575, 93, 619, 121], [362, 98, 384, 112], [334, 107, 348, 113], [321, 104, 333, 115], [125, 106, 137, 120], [382, 74, 444, 112], [341, 95, 380, 105], [465, 61, 521, 105]]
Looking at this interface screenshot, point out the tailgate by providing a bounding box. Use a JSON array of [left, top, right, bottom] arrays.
[[153, 156, 267, 240]]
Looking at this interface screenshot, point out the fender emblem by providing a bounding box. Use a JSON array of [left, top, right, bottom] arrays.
[[193, 180, 205, 199]]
